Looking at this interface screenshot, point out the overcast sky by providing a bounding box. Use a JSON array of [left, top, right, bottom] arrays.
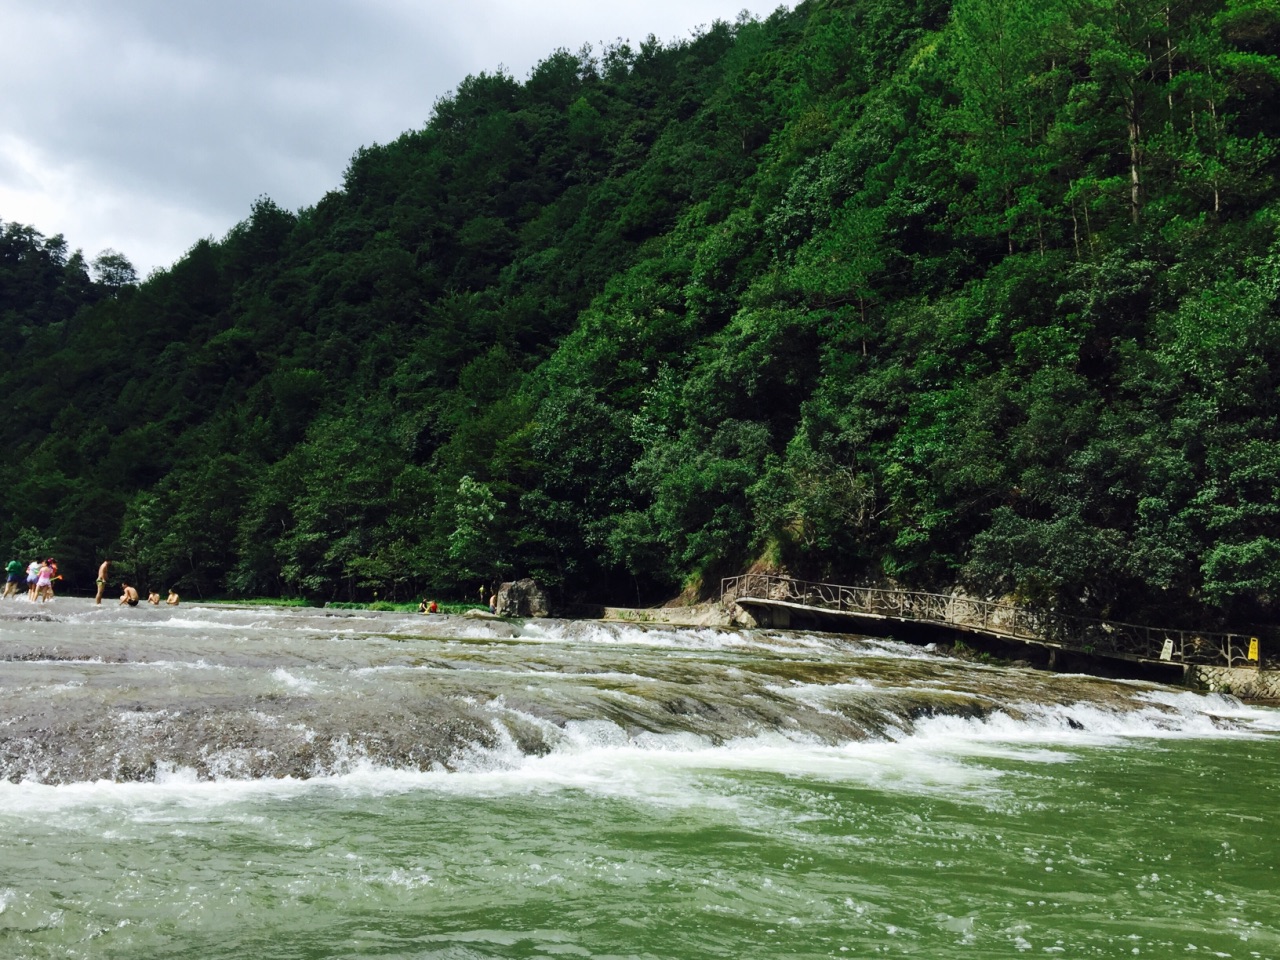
[[1, 0, 787, 277]]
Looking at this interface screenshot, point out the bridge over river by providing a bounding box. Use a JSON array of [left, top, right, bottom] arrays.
[[722, 574, 1267, 675]]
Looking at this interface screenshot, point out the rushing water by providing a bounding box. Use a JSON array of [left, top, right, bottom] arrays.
[[1, 599, 1277, 959]]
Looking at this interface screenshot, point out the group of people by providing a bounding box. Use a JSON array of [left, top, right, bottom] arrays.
[[116, 582, 179, 608], [0, 556, 178, 607], [2, 558, 60, 602], [98, 561, 178, 607]]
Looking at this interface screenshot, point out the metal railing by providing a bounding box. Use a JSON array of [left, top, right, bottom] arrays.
[[721, 574, 1261, 669]]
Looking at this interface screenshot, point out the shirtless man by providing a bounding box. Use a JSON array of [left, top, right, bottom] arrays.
[[167, 589, 180, 606], [95, 559, 110, 604], [120, 583, 139, 607], [147, 591, 160, 605]]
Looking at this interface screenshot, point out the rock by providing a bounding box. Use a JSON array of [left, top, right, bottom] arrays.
[[602, 603, 734, 627], [494, 578, 551, 618]]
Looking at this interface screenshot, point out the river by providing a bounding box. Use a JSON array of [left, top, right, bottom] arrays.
[[1, 598, 1277, 959]]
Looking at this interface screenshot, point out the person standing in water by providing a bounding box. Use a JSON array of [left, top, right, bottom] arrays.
[[95, 559, 110, 605], [166, 589, 179, 606], [35, 560, 53, 602], [2, 558, 21, 599], [48, 559, 60, 599]]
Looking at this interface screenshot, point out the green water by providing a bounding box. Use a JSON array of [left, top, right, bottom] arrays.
[[1, 601, 1277, 958], [5, 739, 1277, 958]]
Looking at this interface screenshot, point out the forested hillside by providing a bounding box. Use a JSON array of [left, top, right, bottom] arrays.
[[3, 0, 1279, 628]]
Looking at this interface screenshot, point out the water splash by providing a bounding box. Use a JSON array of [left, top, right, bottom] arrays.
[[0, 600, 1274, 787]]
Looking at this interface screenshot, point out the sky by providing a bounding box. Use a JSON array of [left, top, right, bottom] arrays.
[[0, 0, 787, 278]]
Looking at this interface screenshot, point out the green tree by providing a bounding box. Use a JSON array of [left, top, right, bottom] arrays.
[[448, 476, 506, 585], [90, 249, 138, 293]]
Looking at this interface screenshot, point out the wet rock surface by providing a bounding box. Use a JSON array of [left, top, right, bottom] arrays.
[[0, 598, 1231, 784]]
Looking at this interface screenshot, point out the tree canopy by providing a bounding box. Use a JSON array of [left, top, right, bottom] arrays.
[[3, 0, 1279, 630]]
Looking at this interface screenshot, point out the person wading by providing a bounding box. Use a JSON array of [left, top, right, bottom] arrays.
[[95, 559, 110, 605]]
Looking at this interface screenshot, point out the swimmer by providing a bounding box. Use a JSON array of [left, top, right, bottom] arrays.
[[120, 583, 139, 607], [167, 589, 179, 606]]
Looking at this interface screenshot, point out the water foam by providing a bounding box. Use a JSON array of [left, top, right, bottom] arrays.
[[4, 604, 1278, 811], [0, 695, 1273, 817], [270, 667, 322, 693], [517, 619, 758, 651], [905, 695, 1259, 751]]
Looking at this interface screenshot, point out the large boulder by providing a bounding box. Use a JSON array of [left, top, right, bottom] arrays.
[[494, 578, 551, 618]]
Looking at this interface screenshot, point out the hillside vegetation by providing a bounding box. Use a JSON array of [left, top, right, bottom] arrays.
[[3, 0, 1279, 628]]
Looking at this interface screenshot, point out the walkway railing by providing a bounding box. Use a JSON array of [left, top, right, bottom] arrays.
[[721, 574, 1261, 669]]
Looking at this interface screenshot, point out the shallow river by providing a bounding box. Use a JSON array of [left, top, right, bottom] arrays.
[[1, 599, 1277, 959]]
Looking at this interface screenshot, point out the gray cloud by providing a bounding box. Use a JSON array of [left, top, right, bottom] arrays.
[[0, 0, 786, 276]]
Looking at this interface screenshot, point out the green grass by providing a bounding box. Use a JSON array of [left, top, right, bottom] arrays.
[[197, 597, 487, 614], [202, 597, 316, 608], [325, 600, 486, 614]]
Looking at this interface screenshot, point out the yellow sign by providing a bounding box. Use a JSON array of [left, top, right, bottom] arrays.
[[1248, 638, 1260, 661]]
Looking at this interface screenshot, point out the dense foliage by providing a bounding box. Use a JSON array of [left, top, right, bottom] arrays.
[[3, 0, 1279, 628]]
